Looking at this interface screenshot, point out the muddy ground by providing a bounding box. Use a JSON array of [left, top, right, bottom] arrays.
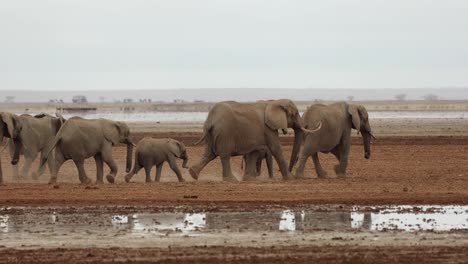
[[1, 134, 467, 206], [1, 132, 468, 263]]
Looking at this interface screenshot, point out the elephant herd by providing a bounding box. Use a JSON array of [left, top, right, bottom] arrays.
[[0, 99, 374, 184]]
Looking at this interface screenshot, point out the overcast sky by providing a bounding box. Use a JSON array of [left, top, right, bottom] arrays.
[[1, 0, 468, 90]]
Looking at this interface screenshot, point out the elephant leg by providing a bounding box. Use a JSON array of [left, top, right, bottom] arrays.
[[334, 143, 350, 177], [8, 143, 20, 181], [143, 164, 153, 183], [168, 157, 185, 182], [125, 159, 142, 183], [312, 153, 327, 178], [295, 142, 316, 179], [242, 153, 257, 181], [49, 150, 65, 184], [155, 163, 163, 182], [32, 151, 49, 180], [220, 156, 238, 182], [102, 144, 118, 183], [255, 156, 263, 176], [19, 152, 37, 181], [189, 145, 216, 180], [267, 139, 293, 180], [94, 154, 104, 184], [73, 159, 92, 185], [265, 151, 274, 178]]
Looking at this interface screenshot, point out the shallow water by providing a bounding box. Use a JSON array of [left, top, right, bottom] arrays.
[[1, 205, 466, 236], [17, 111, 468, 122]]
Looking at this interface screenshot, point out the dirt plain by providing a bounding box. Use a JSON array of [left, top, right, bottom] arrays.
[[1, 117, 468, 263]]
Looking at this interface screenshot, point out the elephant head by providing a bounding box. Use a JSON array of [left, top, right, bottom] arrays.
[[168, 140, 189, 168], [264, 99, 321, 172], [0, 112, 22, 165], [348, 104, 374, 159], [103, 121, 134, 173]]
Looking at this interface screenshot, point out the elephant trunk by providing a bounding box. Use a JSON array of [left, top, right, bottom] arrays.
[[11, 138, 21, 165], [362, 131, 371, 159], [289, 128, 303, 172], [126, 142, 133, 173]]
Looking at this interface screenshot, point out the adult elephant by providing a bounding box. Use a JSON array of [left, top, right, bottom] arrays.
[[293, 102, 375, 178], [189, 99, 321, 181], [40, 117, 133, 184], [8, 113, 65, 181], [0, 112, 22, 183]]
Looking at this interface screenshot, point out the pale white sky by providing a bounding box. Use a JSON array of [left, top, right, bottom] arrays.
[[1, 0, 468, 90]]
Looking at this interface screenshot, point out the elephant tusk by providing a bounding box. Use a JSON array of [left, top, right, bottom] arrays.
[[370, 133, 377, 140], [301, 121, 322, 133]]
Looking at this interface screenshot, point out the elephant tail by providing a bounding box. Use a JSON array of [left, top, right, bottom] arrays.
[[192, 132, 206, 146], [39, 133, 62, 168]]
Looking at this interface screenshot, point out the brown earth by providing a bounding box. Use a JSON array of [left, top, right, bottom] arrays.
[[2, 246, 468, 264], [1, 133, 467, 206], [1, 133, 468, 263]]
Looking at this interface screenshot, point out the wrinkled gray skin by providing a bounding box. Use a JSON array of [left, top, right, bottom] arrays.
[[293, 102, 373, 178], [0, 112, 23, 184], [189, 99, 321, 182], [8, 113, 65, 181], [125, 137, 189, 183], [40, 117, 133, 184], [241, 148, 273, 178]]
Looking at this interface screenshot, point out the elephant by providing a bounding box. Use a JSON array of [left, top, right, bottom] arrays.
[[0, 112, 23, 184], [189, 99, 321, 182], [40, 117, 133, 184], [124, 137, 189, 183], [241, 148, 273, 178], [7, 113, 65, 181], [292, 102, 375, 178]]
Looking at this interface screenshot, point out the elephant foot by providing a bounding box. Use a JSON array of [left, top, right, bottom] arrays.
[[243, 175, 257, 181], [189, 167, 199, 180], [106, 175, 115, 184], [334, 165, 346, 177], [145, 178, 153, 183], [223, 175, 239, 182], [95, 180, 104, 185], [31, 172, 40, 181], [295, 171, 305, 179], [317, 172, 327, 178], [178, 178, 186, 183], [281, 172, 295, 181], [81, 177, 92, 185], [48, 177, 57, 185], [124, 174, 132, 183]]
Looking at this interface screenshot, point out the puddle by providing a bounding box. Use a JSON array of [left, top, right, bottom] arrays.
[[0, 205, 467, 248]]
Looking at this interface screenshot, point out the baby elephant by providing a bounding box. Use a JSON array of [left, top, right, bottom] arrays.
[[125, 137, 189, 183]]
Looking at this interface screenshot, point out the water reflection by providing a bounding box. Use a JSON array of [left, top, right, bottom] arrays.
[[0, 206, 467, 236], [111, 213, 206, 234]]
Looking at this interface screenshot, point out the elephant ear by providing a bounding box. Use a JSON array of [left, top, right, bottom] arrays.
[[103, 121, 121, 145], [265, 101, 288, 131], [1, 113, 21, 139], [168, 140, 184, 158], [348, 105, 361, 130]]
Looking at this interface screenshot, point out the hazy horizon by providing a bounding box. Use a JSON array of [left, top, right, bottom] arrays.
[[2, 88, 468, 103], [1, 1, 468, 91]]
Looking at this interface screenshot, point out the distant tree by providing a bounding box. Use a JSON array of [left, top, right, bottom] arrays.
[[422, 94, 439, 101], [5, 96, 15, 103], [394, 94, 407, 101], [347, 96, 354, 102], [99, 96, 107, 103]]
